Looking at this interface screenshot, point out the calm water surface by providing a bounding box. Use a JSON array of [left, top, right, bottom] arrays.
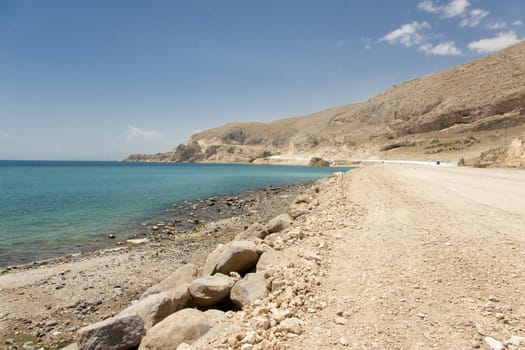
[[0, 161, 348, 265]]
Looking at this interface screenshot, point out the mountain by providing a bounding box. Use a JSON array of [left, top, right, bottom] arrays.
[[124, 41, 525, 166]]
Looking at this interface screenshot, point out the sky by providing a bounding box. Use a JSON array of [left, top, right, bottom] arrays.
[[0, 0, 524, 160]]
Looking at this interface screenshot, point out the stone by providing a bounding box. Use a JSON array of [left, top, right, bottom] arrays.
[[61, 343, 78, 350], [278, 317, 303, 335], [256, 251, 285, 272], [339, 337, 349, 346], [266, 214, 293, 234], [230, 272, 269, 309], [203, 240, 260, 276], [235, 223, 269, 240], [138, 309, 210, 350], [126, 238, 149, 245], [484, 337, 505, 350], [141, 263, 198, 299], [204, 309, 227, 325], [189, 274, 235, 308], [289, 202, 309, 219], [77, 314, 145, 350], [506, 336, 525, 347], [120, 288, 190, 328], [176, 344, 192, 350]]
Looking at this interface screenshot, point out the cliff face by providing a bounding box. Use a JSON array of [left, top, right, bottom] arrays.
[[124, 41, 525, 165]]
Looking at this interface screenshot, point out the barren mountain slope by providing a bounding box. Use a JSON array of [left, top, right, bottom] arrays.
[[124, 41, 525, 165]]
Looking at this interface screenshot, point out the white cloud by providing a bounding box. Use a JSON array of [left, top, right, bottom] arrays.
[[460, 8, 489, 27], [486, 20, 508, 30], [513, 20, 523, 27], [418, 1, 438, 13], [0, 129, 10, 139], [442, 0, 470, 18], [468, 31, 521, 54], [419, 41, 462, 55], [420, 0, 470, 18], [379, 21, 431, 47], [126, 126, 162, 142]]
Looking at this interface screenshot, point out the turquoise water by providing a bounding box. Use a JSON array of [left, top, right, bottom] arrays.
[[0, 161, 347, 265]]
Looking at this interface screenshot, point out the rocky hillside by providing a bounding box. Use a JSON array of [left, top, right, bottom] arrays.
[[124, 41, 525, 165]]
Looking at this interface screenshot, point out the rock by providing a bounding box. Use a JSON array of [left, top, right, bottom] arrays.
[[266, 214, 293, 234], [334, 317, 347, 325], [189, 274, 235, 308], [339, 337, 349, 346], [256, 251, 285, 272], [506, 335, 525, 347], [309, 157, 330, 167], [235, 223, 268, 240], [278, 317, 303, 335], [61, 343, 78, 350], [204, 309, 227, 325], [141, 263, 198, 299], [289, 202, 309, 219], [484, 337, 505, 350], [263, 233, 285, 250], [138, 309, 210, 350], [126, 238, 149, 245], [77, 314, 145, 350], [120, 288, 190, 328], [203, 240, 260, 276], [230, 272, 269, 309]]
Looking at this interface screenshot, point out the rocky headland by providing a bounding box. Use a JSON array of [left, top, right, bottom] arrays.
[[124, 41, 525, 168]]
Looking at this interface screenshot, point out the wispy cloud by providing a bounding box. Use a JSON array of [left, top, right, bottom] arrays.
[[0, 129, 10, 140], [460, 8, 489, 28], [468, 31, 521, 54], [379, 21, 431, 47], [126, 126, 162, 142], [513, 20, 523, 27], [486, 20, 508, 30], [419, 41, 462, 55], [419, 0, 470, 19]]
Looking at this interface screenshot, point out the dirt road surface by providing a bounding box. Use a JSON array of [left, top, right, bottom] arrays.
[[284, 165, 525, 349]]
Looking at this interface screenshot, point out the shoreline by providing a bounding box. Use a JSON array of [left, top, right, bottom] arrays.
[[0, 181, 315, 270], [0, 181, 316, 349]]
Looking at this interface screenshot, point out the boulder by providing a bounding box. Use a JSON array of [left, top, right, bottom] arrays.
[[77, 314, 145, 350], [266, 214, 293, 234], [141, 263, 198, 299], [204, 309, 227, 325], [203, 240, 260, 276], [189, 274, 235, 308], [120, 288, 190, 328], [235, 223, 268, 240], [138, 309, 210, 350], [230, 272, 269, 309]]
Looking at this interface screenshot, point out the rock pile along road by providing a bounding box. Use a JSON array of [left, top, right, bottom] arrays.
[[199, 164, 525, 350]]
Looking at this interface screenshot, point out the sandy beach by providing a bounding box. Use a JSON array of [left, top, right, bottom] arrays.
[[2, 164, 525, 350]]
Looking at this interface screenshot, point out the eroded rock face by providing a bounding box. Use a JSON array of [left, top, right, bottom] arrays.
[[120, 288, 190, 328], [189, 274, 235, 308], [266, 214, 293, 234], [141, 263, 198, 299], [77, 314, 145, 350], [309, 157, 330, 167], [230, 272, 269, 309], [202, 240, 260, 276], [138, 309, 211, 350]]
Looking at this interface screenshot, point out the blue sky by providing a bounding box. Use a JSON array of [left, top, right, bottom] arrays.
[[0, 0, 523, 160]]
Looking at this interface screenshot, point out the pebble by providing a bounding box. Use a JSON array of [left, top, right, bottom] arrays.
[[339, 337, 349, 346], [484, 336, 505, 350], [334, 317, 347, 325]]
